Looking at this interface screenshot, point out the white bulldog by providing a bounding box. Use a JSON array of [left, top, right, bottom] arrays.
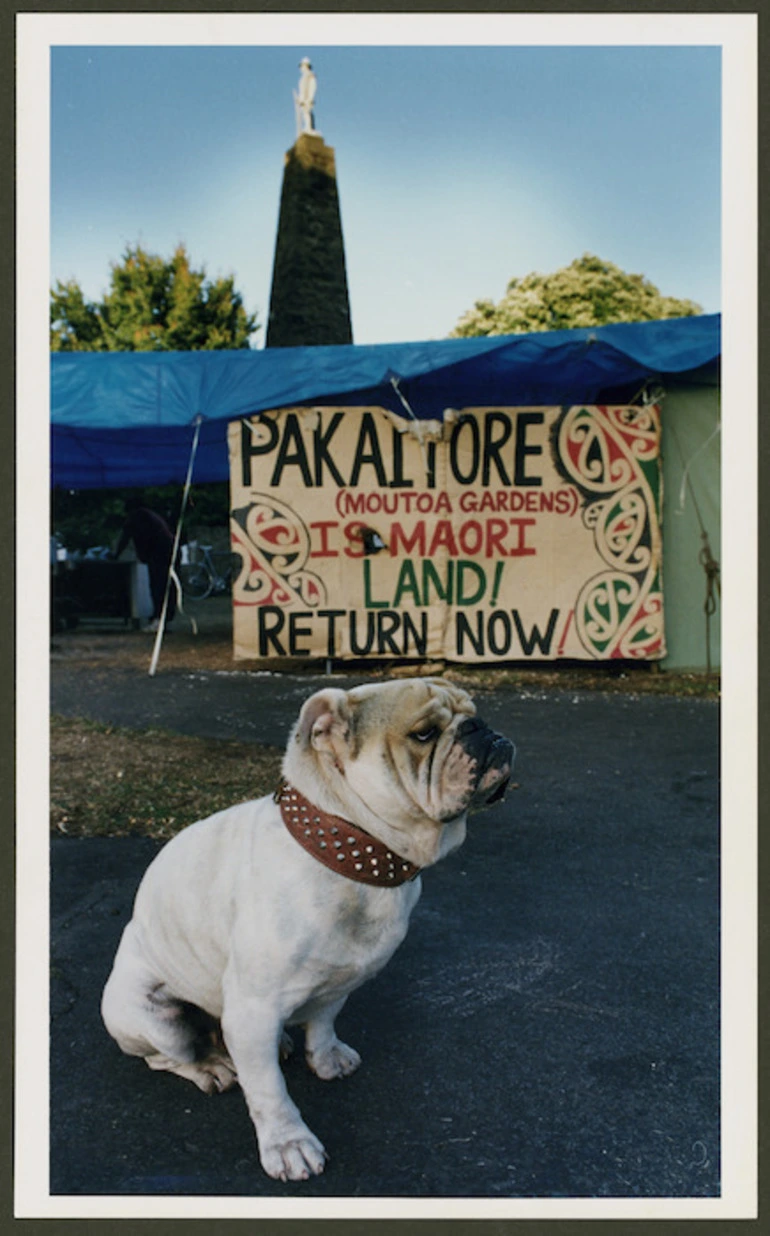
[[101, 678, 514, 1182]]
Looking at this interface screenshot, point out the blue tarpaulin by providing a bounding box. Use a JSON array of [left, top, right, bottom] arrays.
[[51, 314, 720, 489]]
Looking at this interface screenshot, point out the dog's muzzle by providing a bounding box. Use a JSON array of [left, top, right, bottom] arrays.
[[457, 716, 515, 806]]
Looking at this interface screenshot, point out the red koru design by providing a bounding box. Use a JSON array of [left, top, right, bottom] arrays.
[[230, 496, 327, 609]]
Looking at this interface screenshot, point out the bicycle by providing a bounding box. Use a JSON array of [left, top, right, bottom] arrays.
[[178, 543, 236, 601]]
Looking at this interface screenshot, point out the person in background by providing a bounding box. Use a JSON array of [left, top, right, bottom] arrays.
[[113, 496, 177, 632]]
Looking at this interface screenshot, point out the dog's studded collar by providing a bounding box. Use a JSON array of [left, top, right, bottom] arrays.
[[276, 783, 421, 887]]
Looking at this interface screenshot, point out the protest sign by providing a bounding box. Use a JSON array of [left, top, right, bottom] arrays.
[[228, 404, 664, 662]]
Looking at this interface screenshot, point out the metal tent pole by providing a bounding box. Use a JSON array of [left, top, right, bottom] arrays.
[[148, 414, 203, 678]]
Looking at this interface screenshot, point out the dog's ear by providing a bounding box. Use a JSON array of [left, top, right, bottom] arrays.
[[295, 689, 352, 755]]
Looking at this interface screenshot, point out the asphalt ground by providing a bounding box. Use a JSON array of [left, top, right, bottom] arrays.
[[50, 651, 720, 1199]]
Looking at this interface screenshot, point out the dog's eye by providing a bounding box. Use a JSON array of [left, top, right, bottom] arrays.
[[411, 726, 439, 744]]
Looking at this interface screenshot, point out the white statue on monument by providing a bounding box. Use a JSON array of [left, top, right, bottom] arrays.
[[294, 57, 321, 138]]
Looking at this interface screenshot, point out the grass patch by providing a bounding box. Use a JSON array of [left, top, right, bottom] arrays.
[[51, 626, 719, 698], [51, 715, 283, 841], [440, 664, 720, 698]]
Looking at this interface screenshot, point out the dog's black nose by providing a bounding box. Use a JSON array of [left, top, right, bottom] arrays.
[[459, 716, 515, 770], [458, 716, 514, 761]]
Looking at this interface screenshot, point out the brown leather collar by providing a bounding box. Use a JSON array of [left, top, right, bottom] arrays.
[[276, 783, 421, 887]]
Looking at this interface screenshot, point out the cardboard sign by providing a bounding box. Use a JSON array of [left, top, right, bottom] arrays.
[[228, 405, 665, 662]]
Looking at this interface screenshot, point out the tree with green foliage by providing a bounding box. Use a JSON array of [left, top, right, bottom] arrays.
[[51, 243, 258, 352], [450, 254, 701, 338], [50, 245, 255, 547]]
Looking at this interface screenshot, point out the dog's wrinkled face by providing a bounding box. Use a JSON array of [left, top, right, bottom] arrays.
[[285, 679, 514, 849]]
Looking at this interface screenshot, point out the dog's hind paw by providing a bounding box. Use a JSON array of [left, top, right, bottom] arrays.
[[306, 1039, 361, 1080], [260, 1131, 327, 1181], [146, 1052, 237, 1095], [200, 1055, 239, 1094]]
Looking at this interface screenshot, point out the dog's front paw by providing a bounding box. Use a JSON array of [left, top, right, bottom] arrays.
[[260, 1129, 327, 1181], [306, 1040, 362, 1080]]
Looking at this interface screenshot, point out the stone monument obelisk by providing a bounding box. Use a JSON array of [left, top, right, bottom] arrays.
[[265, 58, 353, 347]]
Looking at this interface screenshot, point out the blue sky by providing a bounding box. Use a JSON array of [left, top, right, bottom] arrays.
[[50, 43, 721, 346]]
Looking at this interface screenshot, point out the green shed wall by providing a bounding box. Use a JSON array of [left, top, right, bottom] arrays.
[[659, 378, 721, 671]]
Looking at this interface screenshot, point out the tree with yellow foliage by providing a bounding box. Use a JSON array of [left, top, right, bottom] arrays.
[[450, 254, 701, 338]]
